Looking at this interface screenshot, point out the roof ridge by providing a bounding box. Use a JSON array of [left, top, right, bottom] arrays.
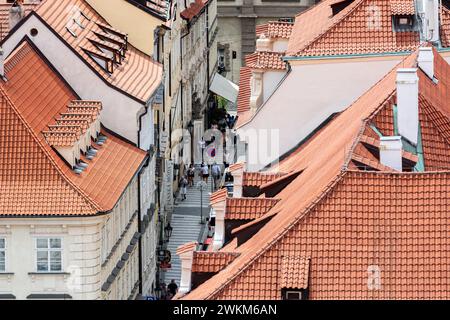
[[295, 0, 365, 56], [0, 83, 101, 212]]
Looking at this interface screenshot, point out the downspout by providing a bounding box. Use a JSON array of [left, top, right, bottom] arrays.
[[137, 168, 144, 296]]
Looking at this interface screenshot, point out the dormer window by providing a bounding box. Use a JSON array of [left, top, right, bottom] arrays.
[[331, 0, 354, 16], [393, 15, 417, 32], [82, 47, 114, 73], [280, 256, 310, 300]]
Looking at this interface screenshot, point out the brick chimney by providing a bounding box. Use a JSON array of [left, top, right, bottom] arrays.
[[396, 68, 419, 145], [379, 136, 403, 171], [9, 0, 25, 30]]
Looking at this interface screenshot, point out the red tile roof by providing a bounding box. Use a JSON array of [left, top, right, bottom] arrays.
[[280, 256, 310, 289], [236, 67, 252, 114], [0, 3, 38, 39], [181, 49, 450, 300], [441, 7, 450, 48], [0, 40, 146, 216], [225, 198, 280, 220], [245, 51, 287, 71], [180, 0, 208, 21], [34, 0, 162, 103], [389, 0, 415, 15], [210, 188, 227, 205], [192, 252, 240, 273], [242, 171, 286, 187], [256, 21, 293, 39], [286, 0, 420, 57]]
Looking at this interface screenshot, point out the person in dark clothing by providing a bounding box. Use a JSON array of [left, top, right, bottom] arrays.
[[168, 279, 178, 298]]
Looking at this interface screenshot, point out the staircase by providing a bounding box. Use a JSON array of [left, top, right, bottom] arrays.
[[161, 174, 213, 285]]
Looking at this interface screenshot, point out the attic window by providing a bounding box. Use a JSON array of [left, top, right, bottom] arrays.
[[88, 38, 124, 64], [282, 290, 307, 300], [330, 0, 354, 16], [83, 47, 114, 73], [393, 15, 416, 32], [444, 0, 450, 10]]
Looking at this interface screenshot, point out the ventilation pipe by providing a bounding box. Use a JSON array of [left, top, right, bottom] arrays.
[[9, 1, 25, 30]]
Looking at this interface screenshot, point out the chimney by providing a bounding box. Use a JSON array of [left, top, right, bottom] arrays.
[[249, 70, 263, 112], [417, 47, 434, 79], [9, 1, 25, 31], [210, 189, 227, 251], [229, 163, 245, 198], [256, 34, 272, 52], [176, 242, 198, 295], [419, 0, 440, 43], [396, 68, 419, 145], [379, 136, 403, 171], [0, 47, 4, 79]]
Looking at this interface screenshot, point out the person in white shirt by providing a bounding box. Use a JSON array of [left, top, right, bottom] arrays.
[[201, 163, 209, 182], [211, 162, 221, 190]]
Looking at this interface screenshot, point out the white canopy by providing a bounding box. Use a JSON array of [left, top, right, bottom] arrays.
[[209, 72, 239, 103]]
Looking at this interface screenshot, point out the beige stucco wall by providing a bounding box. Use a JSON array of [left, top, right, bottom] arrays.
[[86, 0, 162, 56]]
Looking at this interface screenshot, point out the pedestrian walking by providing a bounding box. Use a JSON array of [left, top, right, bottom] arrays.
[[168, 279, 178, 299], [211, 162, 221, 190], [201, 163, 209, 182], [179, 175, 188, 201], [187, 164, 195, 187]]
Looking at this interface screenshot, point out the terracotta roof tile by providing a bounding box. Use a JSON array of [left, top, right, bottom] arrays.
[[441, 7, 450, 48], [210, 188, 227, 205], [228, 162, 244, 173], [176, 241, 198, 255], [0, 3, 38, 39], [0, 40, 146, 216], [236, 67, 252, 114], [35, 0, 162, 102], [182, 50, 450, 300], [225, 198, 280, 220], [256, 21, 293, 39], [287, 0, 420, 57], [243, 172, 286, 187], [280, 256, 310, 289], [180, 0, 208, 21], [192, 252, 240, 273], [389, 0, 415, 15], [245, 51, 287, 71]]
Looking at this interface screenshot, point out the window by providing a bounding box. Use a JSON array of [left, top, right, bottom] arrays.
[[285, 290, 302, 300], [36, 238, 62, 272], [281, 289, 308, 300], [393, 15, 417, 32], [0, 238, 5, 272]]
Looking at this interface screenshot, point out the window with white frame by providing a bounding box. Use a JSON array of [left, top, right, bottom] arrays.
[[0, 238, 5, 272], [36, 238, 62, 272]]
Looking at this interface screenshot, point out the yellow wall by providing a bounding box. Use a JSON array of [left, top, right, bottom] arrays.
[[86, 0, 163, 55]]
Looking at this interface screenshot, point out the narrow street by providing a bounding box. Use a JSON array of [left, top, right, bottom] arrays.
[[162, 171, 214, 285]]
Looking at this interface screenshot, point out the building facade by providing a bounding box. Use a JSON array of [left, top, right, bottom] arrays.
[[216, 0, 314, 83]]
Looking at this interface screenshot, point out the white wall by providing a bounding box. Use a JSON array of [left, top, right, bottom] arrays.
[[272, 39, 289, 53], [3, 15, 147, 146], [238, 57, 403, 171], [262, 70, 285, 102], [0, 216, 103, 300]]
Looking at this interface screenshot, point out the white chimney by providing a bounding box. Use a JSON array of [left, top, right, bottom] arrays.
[[379, 136, 403, 171], [211, 193, 227, 251], [419, 0, 440, 43], [229, 163, 245, 198], [176, 242, 197, 295], [256, 34, 272, 52], [417, 47, 434, 79], [9, 2, 24, 31], [0, 47, 4, 78], [249, 70, 263, 112], [396, 68, 419, 145]]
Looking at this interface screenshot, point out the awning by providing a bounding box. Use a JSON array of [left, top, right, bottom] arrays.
[[209, 73, 239, 103]]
